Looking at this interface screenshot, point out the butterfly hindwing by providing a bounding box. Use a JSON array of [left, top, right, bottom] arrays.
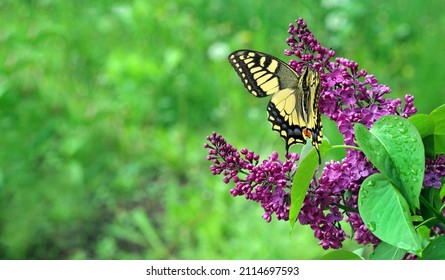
[[267, 86, 307, 148], [228, 49, 323, 161], [300, 67, 323, 155]]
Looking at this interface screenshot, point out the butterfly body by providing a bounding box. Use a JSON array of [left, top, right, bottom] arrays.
[[228, 50, 322, 160]]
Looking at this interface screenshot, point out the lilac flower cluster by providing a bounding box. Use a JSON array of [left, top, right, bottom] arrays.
[[298, 151, 380, 248], [283, 18, 419, 248], [205, 132, 299, 222], [423, 155, 445, 188], [285, 18, 417, 143], [205, 18, 444, 250]]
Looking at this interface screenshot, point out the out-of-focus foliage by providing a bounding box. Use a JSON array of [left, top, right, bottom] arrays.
[[0, 0, 444, 259]]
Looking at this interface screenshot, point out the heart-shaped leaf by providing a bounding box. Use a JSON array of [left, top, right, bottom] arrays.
[[358, 173, 423, 255], [354, 115, 424, 209]]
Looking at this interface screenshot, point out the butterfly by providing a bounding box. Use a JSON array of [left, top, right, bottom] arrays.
[[228, 49, 323, 162]]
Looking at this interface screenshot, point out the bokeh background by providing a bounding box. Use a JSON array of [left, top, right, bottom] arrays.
[[1, 0, 444, 259]]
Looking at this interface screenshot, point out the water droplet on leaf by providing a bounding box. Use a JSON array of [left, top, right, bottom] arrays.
[[399, 127, 408, 134]]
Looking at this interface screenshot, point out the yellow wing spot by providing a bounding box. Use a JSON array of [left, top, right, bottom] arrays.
[[257, 74, 273, 85], [259, 57, 266, 67], [253, 71, 266, 80], [267, 60, 278, 72], [244, 58, 253, 64], [262, 84, 279, 94], [261, 78, 278, 89], [251, 66, 262, 73]]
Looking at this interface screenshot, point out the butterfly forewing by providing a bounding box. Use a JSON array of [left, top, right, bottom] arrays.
[[228, 49, 323, 160], [228, 50, 299, 97]]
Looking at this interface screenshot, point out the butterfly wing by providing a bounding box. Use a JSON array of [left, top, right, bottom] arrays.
[[228, 49, 323, 159], [299, 67, 323, 156], [267, 86, 308, 150], [228, 50, 299, 97], [268, 67, 323, 156]]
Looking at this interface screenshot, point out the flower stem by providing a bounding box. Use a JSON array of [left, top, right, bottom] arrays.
[[330, 145, 362, 152], [333, 202, 358, 213]]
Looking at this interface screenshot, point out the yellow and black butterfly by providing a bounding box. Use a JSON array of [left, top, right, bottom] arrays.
[[228, 49, 323, 162]]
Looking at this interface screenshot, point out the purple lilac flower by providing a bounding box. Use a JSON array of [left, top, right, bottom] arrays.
[[283, 18, 420, 248], [423, 155, 445, 188], [205, 132, 299, 222], [420, 155, 445, 242], [205, 18, 444, 250]]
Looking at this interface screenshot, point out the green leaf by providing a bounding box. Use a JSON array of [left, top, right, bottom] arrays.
[[354, 115, 425, 209], [440, 184, 445, 200], [408, 114, 434, 138], [289, 140, 332, 228], [433, 136, 445, 155], [299, 136, 332, 163], [417, 225, 432, 243], [430, 104, 445, 133], [423, 135, 436, 158], [420, 235, 445, 260], [320, 250, 362, 260], [353, 245, 380, 260], [430, 104, 445, 154], [369, 241, 406, 260], [358, 173, 423, 255], [299, 139, 317, 162], [420, 188, 443, 228]]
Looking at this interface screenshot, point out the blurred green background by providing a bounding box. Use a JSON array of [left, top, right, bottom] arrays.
[[1, 0, 444, 259]]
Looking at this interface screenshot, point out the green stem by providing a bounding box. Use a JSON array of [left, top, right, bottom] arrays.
[[333, 202, 359, 213], [415, 217, 437, 229], [440, 203, 445, 214], [330, 145, 362, 152]]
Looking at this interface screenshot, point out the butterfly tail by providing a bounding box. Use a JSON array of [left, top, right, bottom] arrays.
[[285, 142, 291, 158], [315, 145, 321, 165]]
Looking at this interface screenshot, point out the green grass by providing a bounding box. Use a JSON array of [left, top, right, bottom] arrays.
[[0, 0, 444, 259]]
